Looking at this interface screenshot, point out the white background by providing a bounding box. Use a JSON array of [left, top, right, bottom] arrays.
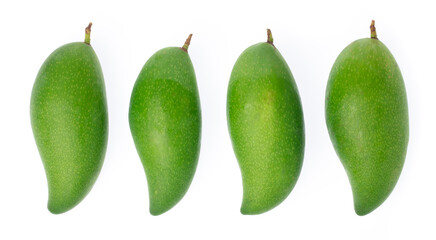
[[0, 0, 435, 239]]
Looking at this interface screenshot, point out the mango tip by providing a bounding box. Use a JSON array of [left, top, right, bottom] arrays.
[[354, 205, 375, 216], [149, 206, 168, 216], [47, 205, 68, 215]]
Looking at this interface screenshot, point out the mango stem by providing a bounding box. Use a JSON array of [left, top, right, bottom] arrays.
[[370, 20, 378, 40], [267, 29, 274, 45], [85, 22, 92, 45], [181, 34, 193, 52]]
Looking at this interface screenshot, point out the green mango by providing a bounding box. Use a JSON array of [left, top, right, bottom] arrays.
[[129, 34, 201, 216], [30, 23, 108, 214], [227, 30, 305, 215], [325, 21, 409, 216]]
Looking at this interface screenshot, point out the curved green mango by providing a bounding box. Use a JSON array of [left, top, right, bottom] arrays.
[[31, 23, 108, 214], [325, 21, 409, 216], [227, 30, 305, 215], [129, 35, 201, 215]]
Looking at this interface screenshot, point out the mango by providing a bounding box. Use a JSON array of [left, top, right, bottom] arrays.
[[227, 30, 305, 215], [325, 21, 409, 216], [129, 34, 201, 215], [30, 23, 108, 214]]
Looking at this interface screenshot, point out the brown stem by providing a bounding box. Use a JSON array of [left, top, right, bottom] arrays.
[[85, 22, 92, 45], [181, 34, 193, 52], [370, 20, 378, 40], [267, 29, 274, 45]]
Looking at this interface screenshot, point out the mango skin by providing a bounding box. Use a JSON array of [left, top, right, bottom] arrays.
[[325, 38, 409, 216], [31, 42, 108, 214], [227, 42, 305, 215], [129, 47, 201, 216]]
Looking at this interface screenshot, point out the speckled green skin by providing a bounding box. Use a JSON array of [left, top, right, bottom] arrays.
[[129, 47, 201, 216], [30, 42, 108, 214], [325, 38, 409, 216], [227, 42, 305, 215]]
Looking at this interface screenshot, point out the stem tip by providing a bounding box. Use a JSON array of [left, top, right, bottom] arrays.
[[85, 22, 92, 45], [182, 34, 193, 52], [267, 29, 274, 45], [370, 20, 378, 39]]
